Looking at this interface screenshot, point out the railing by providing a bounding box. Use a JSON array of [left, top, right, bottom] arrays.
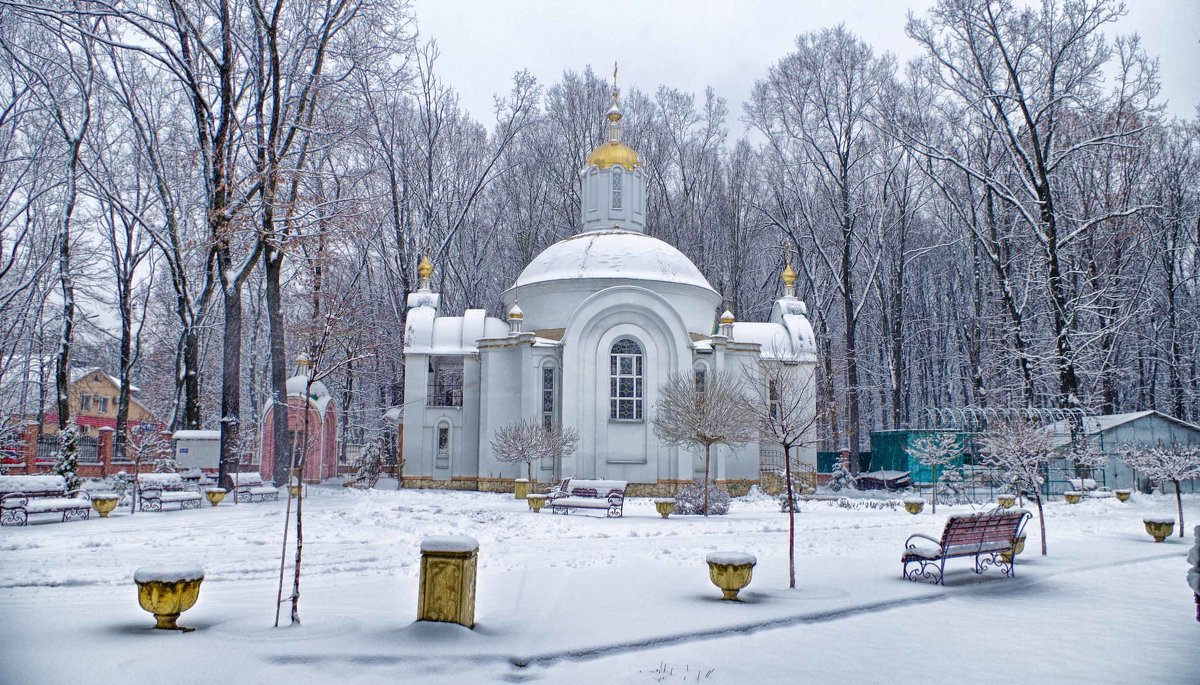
[[427, 384, 463, 407]]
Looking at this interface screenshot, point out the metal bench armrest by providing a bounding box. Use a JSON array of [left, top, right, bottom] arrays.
[[905, 533, 942, 549], [67, 489, 91, 501]]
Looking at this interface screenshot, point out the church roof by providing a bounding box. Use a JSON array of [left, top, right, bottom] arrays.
[[513, 229, 716, 293]]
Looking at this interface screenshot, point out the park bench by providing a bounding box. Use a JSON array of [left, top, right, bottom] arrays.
[[223, 472, 280, 503], [0, 475, 91, 526], [546, 478, 627, 518], [902, 508, 1031, 585], [137, 473, 203, 512]]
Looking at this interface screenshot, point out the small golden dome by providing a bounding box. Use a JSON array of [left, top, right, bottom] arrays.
[[720, 309, 735, 325], [417, 255, 433, 279], [508, 302, 524, 320], [781, 262, 797, 287], [587, 140, 640, 170]]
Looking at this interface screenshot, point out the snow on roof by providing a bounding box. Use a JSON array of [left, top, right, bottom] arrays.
[[405, 308, 508, 355], [173, 430, 220, 441], [729, 319, 816, 361], [69, 367, 142, 394], [513, 229, 716, 293], [1045, 410, 1200, 448], [383, 407, 403, 424], [284, 375, 333, 415]]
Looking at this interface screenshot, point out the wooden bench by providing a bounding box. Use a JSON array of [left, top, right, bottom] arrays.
[[137, 473, 203, 512], [0, 475, 92, 526], [223, 472, 280, 503], [546, 478, 627, 518], [902, 509, 1031, 584]]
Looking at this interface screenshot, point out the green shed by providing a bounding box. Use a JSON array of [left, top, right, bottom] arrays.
[[868, 430, 966, 484]]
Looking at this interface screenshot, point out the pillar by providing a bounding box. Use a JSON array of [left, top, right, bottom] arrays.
[[417, 535, 479, 628], [97, 427, 114, 477], [22, 421, 39, 474]]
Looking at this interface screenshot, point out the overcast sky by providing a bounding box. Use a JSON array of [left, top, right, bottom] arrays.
[[413, 0, 1199, 132]]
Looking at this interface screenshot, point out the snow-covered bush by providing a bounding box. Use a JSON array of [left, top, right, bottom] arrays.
[[1188, 526, 1199, 599], [674, 480, 730, 516], [828, 461, 856, 492], [54, 423, 81, 491], [937, 468, 968, 504], [353, 442, 383, 487]]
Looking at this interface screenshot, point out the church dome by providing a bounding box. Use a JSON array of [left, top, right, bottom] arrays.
[[586, 140, 640, 170], [513, 229, 715, 293]]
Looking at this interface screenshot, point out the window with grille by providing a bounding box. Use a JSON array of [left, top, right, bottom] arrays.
[[609, 338, 643, 421], [428, 357, 464, 407], [611, 168, 623, 209], [436, 424, 450, 468], [542, 365, 556, 430]]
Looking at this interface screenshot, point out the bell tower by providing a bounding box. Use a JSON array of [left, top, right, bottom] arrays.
[[579, 63, 646, 234]]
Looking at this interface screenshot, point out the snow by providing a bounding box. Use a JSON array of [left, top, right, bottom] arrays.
[[653, 497, 676, 504], [0, 487, 1195, 684], [1144, 516, 1177, 524], [513, 229, 717, 293], [405, 309, 508, 355], [705, 552, 756, 566], [137, 473, 183, 487], [903, 496, 925, 505], [89, 492, 120, 500], [174, 430, 220, 440], [205, 488, 226, 494], [420, 534, 479, 553], [133, 566, 205, 583], [0, 475, 67, 494], [383, 407, 403, 424]]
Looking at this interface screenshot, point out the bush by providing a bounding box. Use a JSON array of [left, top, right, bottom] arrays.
[[937, 467, 968, 503], [828, 461, 856, 492], [674, 480, 731, 515]]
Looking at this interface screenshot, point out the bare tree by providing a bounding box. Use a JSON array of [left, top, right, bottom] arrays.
[[981, 418, 1055, 555], [491, 418, 578, 483], [653, 369, 755, 517], [1125, 446, 1200, 538], [908, 432, 961, 514], [740, 356, 821, 588]]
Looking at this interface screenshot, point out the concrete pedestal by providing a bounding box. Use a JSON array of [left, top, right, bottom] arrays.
[[417, 535, 479, 628]]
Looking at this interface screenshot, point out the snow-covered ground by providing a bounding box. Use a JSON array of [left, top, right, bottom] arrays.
[[0, 486, 1196, 684]]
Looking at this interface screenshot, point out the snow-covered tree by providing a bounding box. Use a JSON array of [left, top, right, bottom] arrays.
[[828, 459, 856, 492], [353, 442, 384, 488], [982, 419, 1055, 555], [674, 480, 731, 516], [491, 419, 579, 484], [909, 432, 961, 513], [653, 370, 756, 516], [1188, 526, 1199, 622], [1125, 446, 1200, 538], [54, 422, 80, 491], [937, 467, 967, 505]]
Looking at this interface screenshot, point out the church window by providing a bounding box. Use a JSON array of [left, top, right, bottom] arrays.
[[610, 168, 623, 210], [609, 338, 643, 421], [428, 357, 464, 407], [694, 363, 708, 393], [436, 423, 450, 468], [541, 364, 557, 430], [769, 379, 781, 421]]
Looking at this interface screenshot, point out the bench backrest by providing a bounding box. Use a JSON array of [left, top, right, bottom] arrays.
[[941, 510, 1029, 548], [137, 473, 185, 490], [565, 479, 627, 498], [226, 472, 267, 488], [0, 475, 68, 496]]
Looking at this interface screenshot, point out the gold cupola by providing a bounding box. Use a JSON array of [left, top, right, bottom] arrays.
[[585, 64, 640, 171], [417, 254, 434, 279], [781, 260, 797, 298], [579, 64, 647, 234]]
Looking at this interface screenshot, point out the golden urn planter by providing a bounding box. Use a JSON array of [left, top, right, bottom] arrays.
[[527, 494, 546, 513], [1064, 491, 1082, 504], [903, 497, 924, 515], [418, 535, 478, 628], [1114, 489, 1131, 502], [653, 498, 676, 519], [706, 552, 756, 601], [997, 495, 1016, 509], [91, 494, 119, 518], [1144, 518, 1175, 543], [514, 478, 529, 500], [204, 488, 226, 506], [134, 566, 204, 631], [1001, 535, 1026, 564]]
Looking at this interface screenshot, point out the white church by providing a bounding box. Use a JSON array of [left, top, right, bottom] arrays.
[[401, 81, 817, 497]]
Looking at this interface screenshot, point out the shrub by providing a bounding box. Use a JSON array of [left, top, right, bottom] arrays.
[[828, 461, 856, 492], [674, 480, 731, 515]]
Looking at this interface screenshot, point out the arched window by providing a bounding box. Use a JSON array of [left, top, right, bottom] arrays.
[[436, 421, 451, 468], [609, 338, 643, 420], [693, 362, 709, 393], [541, 363, 557, 430], [610, 168, 623, 210]]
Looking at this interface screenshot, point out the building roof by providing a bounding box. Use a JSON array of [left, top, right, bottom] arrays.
[[513, 230, 716, 293], [1046, 410, 1200, 448]]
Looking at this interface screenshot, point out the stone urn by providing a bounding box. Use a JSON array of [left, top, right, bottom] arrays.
[[1114, 489, 1131, 502], [1064, 491, 1082, 504], [1001, 535, 1026, 564], [289, 479, 303, 498], [527, 494, 546, 513], [997, 495, 1016, 509], [134, 566, 205, 631], [91, 493, 119, 518], [204, 488, 226, 507], [1144, 517, 1175, 543], [654, 498, 676, 519], [902, 497, 924, 515], [514, 478, 529, 500], [706, 552, 756, 601]]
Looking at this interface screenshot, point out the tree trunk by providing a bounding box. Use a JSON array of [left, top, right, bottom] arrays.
[[703, 443, 711, 517], [931, 463, 938, 515], [218, 281, 243, 490], [784, 444, 796, 589], [1176, 479, 1185, 538], [265, 246, 290, 486], [1035, 492, 1047, 556]]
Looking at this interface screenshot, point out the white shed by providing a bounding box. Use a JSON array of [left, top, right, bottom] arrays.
[[173, 430, 221, 470]]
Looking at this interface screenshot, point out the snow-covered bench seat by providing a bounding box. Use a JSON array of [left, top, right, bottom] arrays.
[[546, 478, 627, 518], [223, 472, 279, 503], [902, 509, 1031, 585], [137, 474, 203, 512], [0, 475, 91, 526]]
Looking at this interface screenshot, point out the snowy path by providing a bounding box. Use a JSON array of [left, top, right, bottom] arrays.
[[0, 487, 1195, 684]]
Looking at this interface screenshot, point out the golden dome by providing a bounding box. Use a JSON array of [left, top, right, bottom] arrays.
[[417, 255, 433, 279], [719, 309, 735, 325], [586, 140, 640, 170], [781, 262, 797, 287]]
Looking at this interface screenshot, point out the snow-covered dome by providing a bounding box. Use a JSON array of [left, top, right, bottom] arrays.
[[286, 375, 329, 400], [513, 230, 716, 293]]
